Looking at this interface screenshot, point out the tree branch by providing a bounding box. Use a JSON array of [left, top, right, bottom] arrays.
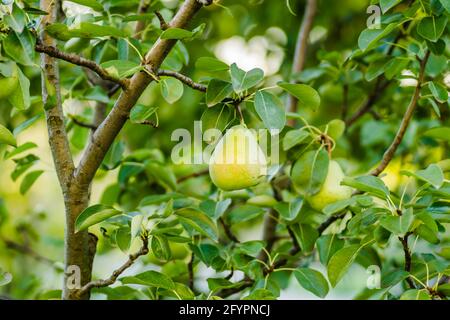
[[35, 41, 128, 88], [399, 233, 416, 289], [1, 236, 57, 267], [345, 78, 389, 127], [176, 168, 209, 183], [370, 51, 430, 176], [287, 0, 317, 125], [188, 253, 195, 290], [69, 115, 98, 130], [157, 69, 207, 92], [155, 10, 169, 30], [219, 218, 240, 243], [77, 235, 149, 297], [74, 0, 210, 188], [70, 115, 157, 130], [39, 0, 74, 190], [134, 0, 152, 39]]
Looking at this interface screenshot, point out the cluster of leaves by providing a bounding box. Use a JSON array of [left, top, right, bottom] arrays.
[[0, 0, 449, 300]]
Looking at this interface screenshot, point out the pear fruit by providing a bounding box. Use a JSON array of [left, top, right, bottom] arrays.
[[209, 125, 267, 191], [307, 160, 352, 212], [0, 68, 19, 100]]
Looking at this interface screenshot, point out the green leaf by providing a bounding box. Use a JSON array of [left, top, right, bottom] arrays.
[[290, 223, 318, 252], [101, 60, 142, 78], [145, 162, 177, 191], [242, 289, 276, 300], [424, 127, 450, 143], [4, 3, 26, 32], [151, 235, 171, 260], [277, 83, 321, 112], [379, 209, 413, 236], [417, 15, 448, 42], [358, 23, 398, 51], [227, 205, 265, 224], [160, 77, 184, 104], [274, 198, 303, 222], [3, 29, 35, 66], [176, 208, 218, 241], [120, 270, 175, 290], [291, 148, 329, 195], [66, 0, 103, 11], [235, 240, 265, 256], [341, 176, 389, 199], [139, 193, 184, 207], [282, 129, 310, 151], [207, 278, 244, 292], [381, 269, 409, 288], [200, 104, 233, 135], [316, 234, 345, 265], [130, 105, 158, 123], [439, 0, 450, 13], [83, 86, 109, 103], [327, 244, 361, 287], [400, 289, 431, 300], [294, 268, 329, 298], [254, 90, 286, 131], [8, 65, 31, 110], [75, 204, 122, 232], [195, 57, 229, 72], [323, 198, 354, 215], [160, 28, 193, 40], [102, 141, 125, 170], [5, 142, 37, 160], [230, 63, 264, 94], [114, 227, 131, 253], [19, 170, 43, 195], [325, 119, 346, 140], [428, 81, 448, 103], [0, 124, 17, 147], [379, 0, 402, 13], [206, 79, 233, 107], [402, 164, 444, 188]]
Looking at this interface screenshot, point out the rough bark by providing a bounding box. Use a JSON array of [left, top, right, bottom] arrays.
[[40, 0, 96, 300]]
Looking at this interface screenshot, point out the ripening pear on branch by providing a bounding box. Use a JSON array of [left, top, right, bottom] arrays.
[[209, 125, 268, 191], [307, 160, 352, 212], [0, 67, 19, 100]]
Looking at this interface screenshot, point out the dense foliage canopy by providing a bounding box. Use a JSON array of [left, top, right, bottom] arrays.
[[0, 0, 449, 300]]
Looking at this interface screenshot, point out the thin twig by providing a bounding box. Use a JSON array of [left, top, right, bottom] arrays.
[[341, 84, 349, 120], [2, 237, 57, 267], [399, 233, 416, 289], [287, 0, 317, 125], [345, 78, 389, 127], [188, 253, 195, 290], [69, 115, 98, 130], [35, 41, 128, 88], [158, 69, 207, 92], [77, 235, 149, 297], [219, 218, 240, 243], [154, 10, 169, 30], [177, 169, 209, 183], [370, 51, 430, 176]]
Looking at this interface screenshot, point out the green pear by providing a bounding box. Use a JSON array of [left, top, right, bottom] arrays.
[[0, 70, 19, 100], [307, 160, 352, 212], [209, 125, 267, 191]]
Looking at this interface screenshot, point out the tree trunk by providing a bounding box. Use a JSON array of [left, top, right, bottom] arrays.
[[62, 184, 97, 300]]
